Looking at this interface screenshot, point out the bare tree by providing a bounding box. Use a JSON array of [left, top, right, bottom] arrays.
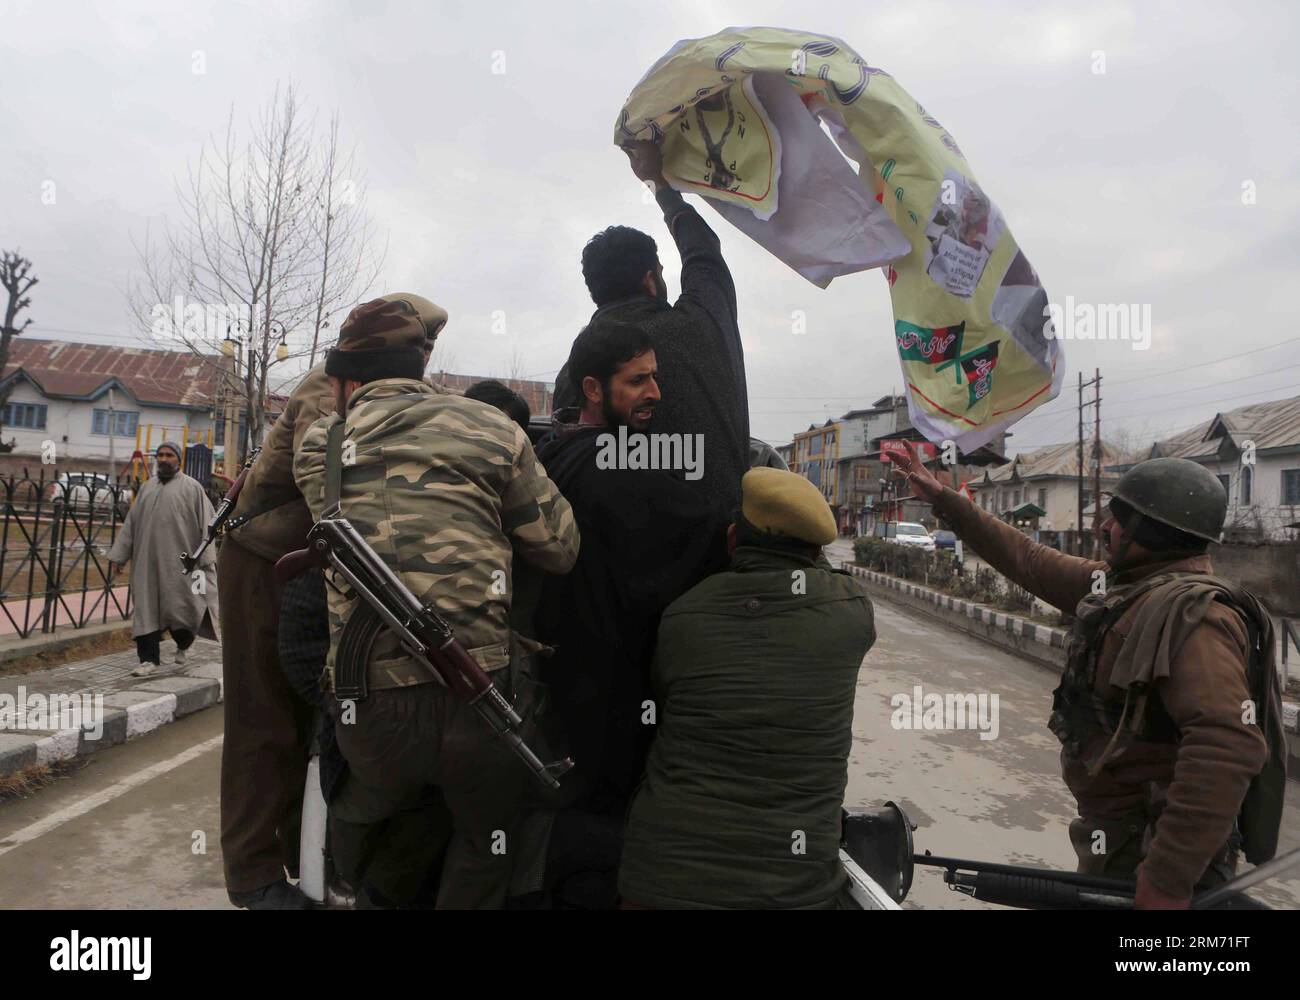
[[427, 339, 459, 383], [306, 113, 386, 367], [0, 250, 38, 451], [129, 84, 384, 463], [503, 344, 527, 391]]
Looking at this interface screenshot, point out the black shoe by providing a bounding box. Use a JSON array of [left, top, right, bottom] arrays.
[[228, 879, 314, 910]]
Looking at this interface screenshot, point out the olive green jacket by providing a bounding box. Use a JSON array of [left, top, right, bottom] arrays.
[[618, 545, 876, 909]]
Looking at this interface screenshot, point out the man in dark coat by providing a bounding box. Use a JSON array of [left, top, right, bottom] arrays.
[[535, 318, 728, 825], [553, 140, 749, 515], [618, 468, 876, 909]]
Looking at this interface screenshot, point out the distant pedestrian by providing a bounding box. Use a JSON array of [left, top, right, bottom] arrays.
[[107, 442, 218, 677]]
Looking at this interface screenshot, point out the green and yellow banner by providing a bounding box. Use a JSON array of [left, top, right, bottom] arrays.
[[617, 27, 1063, 451]]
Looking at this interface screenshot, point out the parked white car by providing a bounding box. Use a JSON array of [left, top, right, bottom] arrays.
[[46, 473, 133, 518], [882, 521, 936, 552]]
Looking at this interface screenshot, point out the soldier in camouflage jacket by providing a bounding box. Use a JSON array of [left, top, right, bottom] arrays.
[[294, 297, 579, 908]]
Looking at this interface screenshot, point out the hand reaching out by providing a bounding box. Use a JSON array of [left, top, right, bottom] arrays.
[[623, 140, 667, 192], [883, 441, 945, 506]]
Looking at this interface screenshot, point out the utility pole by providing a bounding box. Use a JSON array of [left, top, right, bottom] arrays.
[[108, 386, 116, 479], [1077, 370, 1103, 557], [1092, 367, 1103, 560], [1076, 372, 1084, 550]]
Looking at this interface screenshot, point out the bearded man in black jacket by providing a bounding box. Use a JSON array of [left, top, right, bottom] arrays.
[[535, 319, 728, 824], [552, 140, 750, 516]]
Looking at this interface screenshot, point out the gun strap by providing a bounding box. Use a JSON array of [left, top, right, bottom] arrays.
[[224, 493, 299, 533], [324, 418, 346, 513]]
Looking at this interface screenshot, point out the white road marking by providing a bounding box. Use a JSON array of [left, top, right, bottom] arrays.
[[0, 734, 224, 859]]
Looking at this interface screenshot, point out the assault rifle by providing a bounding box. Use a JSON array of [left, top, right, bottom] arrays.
[[180, 447, 261, 574], [275, 513, 574, 792], [915, 847, 1300, 909]]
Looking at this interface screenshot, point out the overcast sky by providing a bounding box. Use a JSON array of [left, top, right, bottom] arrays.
[[3, 0, 1297, 454]]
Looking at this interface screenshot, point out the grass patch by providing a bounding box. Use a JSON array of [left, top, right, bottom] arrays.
[[0, 758, 84, 801]]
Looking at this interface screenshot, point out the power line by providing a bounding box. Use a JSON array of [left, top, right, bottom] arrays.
[[1106, 334, 1300, 387]]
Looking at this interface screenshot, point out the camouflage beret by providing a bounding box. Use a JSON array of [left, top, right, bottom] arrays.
[[378, 292, 448, 344], [326, 298, 427, 382], [741, 467, 837, 546]]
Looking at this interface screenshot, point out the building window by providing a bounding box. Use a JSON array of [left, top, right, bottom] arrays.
[[2, 402, 47, 430], [1038, 488, 1047, 509], [1216, 474, 1230, 498], [1283, 469, 1300, 506], [92, 409, 139, 437], [1241, 467, 1251, 505]]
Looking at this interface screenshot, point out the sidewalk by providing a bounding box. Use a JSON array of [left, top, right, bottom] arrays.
[[0, 637, 222, 777]]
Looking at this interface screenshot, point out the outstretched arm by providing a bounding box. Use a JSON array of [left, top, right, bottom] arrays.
[[886, 441, 1103, 613], [624, 140, 737, 322]]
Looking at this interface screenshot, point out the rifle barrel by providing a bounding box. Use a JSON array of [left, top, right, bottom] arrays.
[[915, 854, 1136, 892]]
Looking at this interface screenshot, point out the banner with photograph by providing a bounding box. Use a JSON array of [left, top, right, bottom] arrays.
[[617, 26, 1064, 451]]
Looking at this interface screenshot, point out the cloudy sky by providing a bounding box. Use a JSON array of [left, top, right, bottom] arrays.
[[2, 0, 1297, 453]]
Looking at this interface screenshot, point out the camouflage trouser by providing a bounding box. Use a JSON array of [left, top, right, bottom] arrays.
[[1068, 813, 1239, 890]]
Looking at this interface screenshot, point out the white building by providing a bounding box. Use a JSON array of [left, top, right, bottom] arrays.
[[1147, 394, 1300, 541], [971, 439, 1132, 551], [0, 339, 231, 480]]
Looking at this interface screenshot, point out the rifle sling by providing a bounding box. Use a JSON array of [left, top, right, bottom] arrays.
[[324, 418, 345, 513], [224, 492, 300, 533]]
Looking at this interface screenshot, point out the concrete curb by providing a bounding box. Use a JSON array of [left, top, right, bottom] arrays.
[[841, 560, 1300, 779], [0, 661, 222, 778]]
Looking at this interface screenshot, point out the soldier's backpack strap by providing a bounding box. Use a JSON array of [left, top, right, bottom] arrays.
[[323, 417, 346, 516], [1214, 582, 1287, 864]]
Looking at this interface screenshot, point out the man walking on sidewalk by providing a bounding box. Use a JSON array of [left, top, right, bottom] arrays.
[[107, 441, 218, 678]]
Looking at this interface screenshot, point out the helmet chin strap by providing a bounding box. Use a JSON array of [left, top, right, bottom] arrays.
[[1107, 513, 1141, 572]]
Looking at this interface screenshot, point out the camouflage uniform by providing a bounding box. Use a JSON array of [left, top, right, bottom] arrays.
[[295, 374, 579, 908]]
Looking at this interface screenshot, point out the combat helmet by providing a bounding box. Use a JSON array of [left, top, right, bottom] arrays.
[[1110, 457, 1227, 543]]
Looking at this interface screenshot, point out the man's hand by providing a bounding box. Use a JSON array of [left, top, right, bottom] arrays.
[[1134, 867, 1191, 910], [883, 441, 945, 505], [623, 140, 667, 192]]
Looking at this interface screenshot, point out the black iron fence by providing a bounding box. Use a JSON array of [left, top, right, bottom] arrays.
[[0, 470, 140, 639]]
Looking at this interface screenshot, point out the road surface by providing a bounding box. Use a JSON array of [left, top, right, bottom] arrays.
[[2, 554, 1297, 909]]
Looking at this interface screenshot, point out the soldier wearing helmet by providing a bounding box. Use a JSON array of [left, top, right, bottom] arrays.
[[887, 446, 1284, 910]]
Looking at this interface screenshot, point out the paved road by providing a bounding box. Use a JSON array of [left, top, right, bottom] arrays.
[[836, 576, 1300, 908], [2, 553, 1297, 909]]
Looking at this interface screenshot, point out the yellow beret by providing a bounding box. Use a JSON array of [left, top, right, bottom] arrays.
[[379, 292, 448, 343], [741, 467, 837, 546]]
